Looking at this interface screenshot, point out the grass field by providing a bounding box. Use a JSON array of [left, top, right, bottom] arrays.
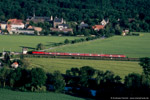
[[48, 33, 150, 58], [0, 88, 85, 100], [1, 33, 150, 58], [0, 35, 81, 52], [28, 58, 142, 79]]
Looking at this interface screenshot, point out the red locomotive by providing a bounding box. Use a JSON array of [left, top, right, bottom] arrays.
[[31, 51, 126, 58]]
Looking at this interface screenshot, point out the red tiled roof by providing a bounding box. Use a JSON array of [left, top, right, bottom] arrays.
[[7, 19, 24, 25], [13, 62, 18, 65], [92, 25, 104, 31], [27, 25, 34, 29], [33, 27, 42, 32]]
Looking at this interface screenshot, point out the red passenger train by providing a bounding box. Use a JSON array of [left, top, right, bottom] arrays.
[[31, 51, 126, 58]]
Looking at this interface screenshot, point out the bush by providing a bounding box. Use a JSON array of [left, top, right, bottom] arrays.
[[132, 33, 140, 36], [47, 71, 66, 92], [64, 39, 70, 44]]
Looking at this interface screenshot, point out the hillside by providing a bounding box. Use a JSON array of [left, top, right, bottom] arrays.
[[48, 33, 150, 58], [0, 0, 150, 21]]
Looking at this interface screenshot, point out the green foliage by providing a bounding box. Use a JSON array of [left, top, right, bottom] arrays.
[[123, 73, 150, 96], [141, 74, 150, 88], [31, 86, 47, 92], [36, 43, 45, 50], [79, 66, 96, 87], [30, 68, 47, 87], [51, 71, 66, 92], [66, 68, 80, 76], [139, 57, 150, 76], [0, 68, 10, 87], [47, 71, 66, 93], [124, 73, 142, 89], [3, 52, 11, 66], [64, 39, 70, 44], [103, 70, 121, 83], [8, 68, 23, 87], [20, 59, 31, 68]]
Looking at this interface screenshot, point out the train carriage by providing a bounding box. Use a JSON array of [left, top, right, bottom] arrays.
[[31, 51, 126, 58]]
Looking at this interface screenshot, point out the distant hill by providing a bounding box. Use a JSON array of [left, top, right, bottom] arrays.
[[0, 0, 150, 21], [0, 0, 150, 32]]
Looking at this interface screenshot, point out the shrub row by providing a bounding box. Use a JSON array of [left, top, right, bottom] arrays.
[[53, 36, 100, 47]]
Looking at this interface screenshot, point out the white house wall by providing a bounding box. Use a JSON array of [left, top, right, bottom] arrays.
[[11, 24, 25, 29], [1, 24, 7, 30]]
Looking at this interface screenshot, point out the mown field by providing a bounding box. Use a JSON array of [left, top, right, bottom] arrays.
[[28, 58, 142, 79], [49, 33, 150, 58], [0, 33, 150, 58], [0, 88, 85, 100], [0, 35, 81, 52]]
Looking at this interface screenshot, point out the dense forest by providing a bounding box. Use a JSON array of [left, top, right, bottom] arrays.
[[0, 0, 150, 35]]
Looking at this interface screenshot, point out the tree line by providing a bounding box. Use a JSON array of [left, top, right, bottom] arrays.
[[0, 55, 150, 99]]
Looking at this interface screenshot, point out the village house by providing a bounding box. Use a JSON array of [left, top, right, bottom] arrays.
[[78, 21, 89, 29], [122, 29, 129, 36], [101, 19, 109, 26], [27, 25, 34, 30], [12, 30, 35, 35], [58, 24, 69, 29], [50, 28, 73, 33], [92, 25, 105, 31], [0, 22, 7, 30], [26, 16, 52, 24], [27, 25, 42, 35], [11, 62, 19, 68], [53, 17, 64, 28], [50, 17, 72, 34], [7, 19, 25, 30], [33, 27, 42, 33], [7, 19, 25, 34], [26, 11, 52, 24], [22, 48, 28, 54]]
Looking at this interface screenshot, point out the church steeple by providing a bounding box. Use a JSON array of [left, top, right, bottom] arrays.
[[50, 16, 53, 21], [33, 8, 35, 18]]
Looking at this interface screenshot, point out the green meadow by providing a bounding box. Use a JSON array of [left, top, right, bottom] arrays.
[[49, 33, 150, 58], [0, 33, 150, 58], [0, 35, 81, 52], [28, 58, 142, 79], [0, 88, 85, 100]]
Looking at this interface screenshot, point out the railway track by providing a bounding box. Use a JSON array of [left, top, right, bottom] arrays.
[[23, 54, 140, 61]]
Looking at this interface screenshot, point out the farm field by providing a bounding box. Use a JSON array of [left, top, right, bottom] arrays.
[[49, 33, 150, 58], [28, 58, 142, 79], [0, 35, 81, 52], [0, 88, 85, 100]]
